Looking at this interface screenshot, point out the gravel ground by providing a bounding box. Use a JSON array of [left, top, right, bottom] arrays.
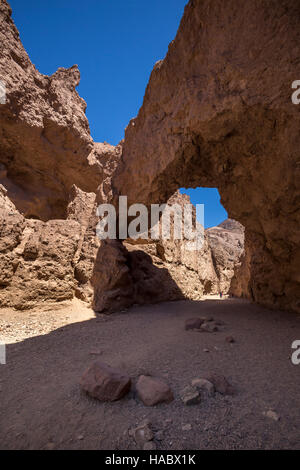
[[0, 297, 300, 450]]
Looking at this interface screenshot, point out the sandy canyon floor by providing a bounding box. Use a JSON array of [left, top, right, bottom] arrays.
[[0, 297, 300, 450]]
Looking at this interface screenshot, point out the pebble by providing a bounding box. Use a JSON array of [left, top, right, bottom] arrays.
[[182, 424, 192, 431], [180, 385, 201, 406], [263, 410, 280, 421], [131, 422, 154, 446]]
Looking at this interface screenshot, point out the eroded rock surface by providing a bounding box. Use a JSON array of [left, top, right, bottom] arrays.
[[0, 184, 97, 308], [206, 219, 244, 294], [0, 0, 102, 220], [113, 0, 300, 312]]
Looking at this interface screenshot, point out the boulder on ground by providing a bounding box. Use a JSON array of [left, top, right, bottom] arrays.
[[203, 373, 235, 395], [136, 375, 174, 406], [80, 361, 131, 401]]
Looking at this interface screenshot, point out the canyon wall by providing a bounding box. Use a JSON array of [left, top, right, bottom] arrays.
[[0, 0, 298, 313], [113, 0, 300, 313], [0, 0, 102, 220], [0, 178, 244, 311]]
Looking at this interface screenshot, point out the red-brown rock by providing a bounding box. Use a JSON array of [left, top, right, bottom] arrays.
[[136, 375, 174, 406], [80, 362, 131, 402], [203, 373, 235, 396], [185, 318, 205, 331], [112, 0, 300, 314]]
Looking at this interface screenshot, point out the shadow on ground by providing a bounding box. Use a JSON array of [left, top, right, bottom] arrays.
[[0, 298, 300, 450]]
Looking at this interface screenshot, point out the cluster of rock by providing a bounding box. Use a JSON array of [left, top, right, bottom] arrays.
[[180, 374, 234, 406], [185, 316, 219, 333], [80, 361, 174, 406], [80, 358, 235, 449], [80, 316, 235, 406], [80, 360, 234, 405], [0, 0, 298, 313]]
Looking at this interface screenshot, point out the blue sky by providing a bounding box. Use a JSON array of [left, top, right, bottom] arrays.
[[180, 188, 227, 229], [9, 0, 228, 228]]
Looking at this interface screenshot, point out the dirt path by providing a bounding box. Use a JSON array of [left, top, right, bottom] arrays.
[[0, 298, 300, 450]]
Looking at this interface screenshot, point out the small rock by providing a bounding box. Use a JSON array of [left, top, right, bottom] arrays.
[[143, 441, 157, 450], [191, 378, 215, 397], [136, 375, 174, 406], [225, 336, 235, 343], [203, 373, 235, 395], [180, 385, 201, 405], [132, 422, 154, 446], [182, 424, 192, 431], [89, 349, 103, 355], [203, 349, 210, 353], [77, 435, 84, 441], [80, 361, 131, 402], [185, 318, 205, 331], [201, 322, 219, 333], [263, 410, 280, 421]]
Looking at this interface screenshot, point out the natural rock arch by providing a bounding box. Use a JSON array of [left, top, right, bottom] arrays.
[[112, 0, 300, 312]]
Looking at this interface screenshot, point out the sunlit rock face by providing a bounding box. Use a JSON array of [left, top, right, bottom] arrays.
[[206, 219, 244, 295], [0, 0, 102, 220], [113, 0, 300, 313]]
